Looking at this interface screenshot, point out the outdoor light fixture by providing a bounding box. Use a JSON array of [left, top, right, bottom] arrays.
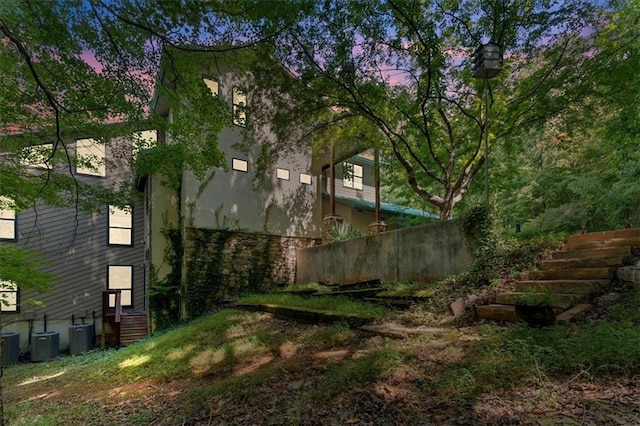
[[471, 42, 503, 205], [471, 42, 503, 79]]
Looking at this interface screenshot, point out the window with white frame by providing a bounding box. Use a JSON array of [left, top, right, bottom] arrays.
[[0, 281, 18, 312], [232, 158, 248, 172], [21, 143, 53, 169], [276, 168, 290, 181], [108, 265, 133, 308], [203, 77, 219, 96], [76, 138, 106, 176], [232, 87, 247, 126], [343, 162, 363, 190], [0, 196, 16, 240], [299, 173, 312, 185], [108, 205, 132, 246]]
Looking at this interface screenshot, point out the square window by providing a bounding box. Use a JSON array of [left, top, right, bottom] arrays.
[[0, 281, 18, 312], [203, 77, 219, 96], [108, 205, 132, 246], [76, 138, 106, 176], [21, 143, 53, 169], [232, 87, 247, 126], [276, 168, 290, 180], [232, 158, 248, 172], [108, 265, 133, 307], [299, 173, 312, 185], [343, 162, 363, 190], [0, 196, 16, 240]]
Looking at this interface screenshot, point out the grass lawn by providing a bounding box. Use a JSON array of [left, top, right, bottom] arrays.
[[4, 284, 640, 425]]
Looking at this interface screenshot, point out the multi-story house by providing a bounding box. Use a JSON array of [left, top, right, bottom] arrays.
[[1, 133, 150, 354], [140, 50, 436, 324]]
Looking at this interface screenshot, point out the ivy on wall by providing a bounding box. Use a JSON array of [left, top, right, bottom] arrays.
[[184, 229, 281, 318], [148, 227, 183, 330]]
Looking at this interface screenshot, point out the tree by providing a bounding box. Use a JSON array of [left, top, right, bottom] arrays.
[[491, 0, 640, 233], [242, 0, 611, 219]]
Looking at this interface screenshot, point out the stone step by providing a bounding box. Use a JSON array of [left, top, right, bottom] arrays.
[[563, 237, 640, 252], [515, 279, 611, 294], [476, 304, 519, 322], [555, 304, 592, 325], [541, 256, 624, 270], [565, 228, 640, 246], [529, 267, 617, 280], [495, 292, 589, 310], [552, 246, 631, 260]]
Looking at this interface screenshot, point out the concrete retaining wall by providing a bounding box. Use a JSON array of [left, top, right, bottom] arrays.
[[296, 219, 473, 284]]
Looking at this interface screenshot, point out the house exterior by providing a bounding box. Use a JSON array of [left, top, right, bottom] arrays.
[[323, 150, 438, 232], [141, 50, 438, 325], [0, 133, 150, 353]]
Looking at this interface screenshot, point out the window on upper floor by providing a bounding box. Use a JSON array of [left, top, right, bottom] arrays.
[[276, 168, 290, 181], [232, 87, 247, 126], [0, 281, 18, 312], [21, 143, 53, 169], [108, 205, 132, 246], [108, 265, 133, 308], [132, 130, 157, 160], [203, 77, 219, 97], [76, 138, 106, 177], [299, 173, 312, 185], [232, 158, 248, 172], [343, 162, 363, 190], [0, 196, 16, 241]]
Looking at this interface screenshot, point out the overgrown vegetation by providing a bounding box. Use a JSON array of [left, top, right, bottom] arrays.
[[327, 221, 366, 243], [6, 283, 640, 424]]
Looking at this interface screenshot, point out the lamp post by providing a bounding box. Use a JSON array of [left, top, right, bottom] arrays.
[[472, 42, 503, 205]]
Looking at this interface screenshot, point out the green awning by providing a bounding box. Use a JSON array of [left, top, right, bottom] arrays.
[[323, 192, 439, 219]]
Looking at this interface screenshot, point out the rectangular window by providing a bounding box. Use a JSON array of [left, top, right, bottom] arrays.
[[276, 168, 290, 181], [108, 265, 133, 308], [76, 138, 106, 176], [299, 173, 312, 185], [0, 281, 18, 312], [343, 162, 363, 190], [108, 205, 132, 246], [232, 158, 248, 172], [203, 77, 219, 96], [0, 197, 16, 240], [232, 87, 247, 126], [21, 143, 53, 169], [132, 130, 157, 160]]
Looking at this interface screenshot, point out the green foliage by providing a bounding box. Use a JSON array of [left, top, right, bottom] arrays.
[[148, 227, 183, 330], [0, 246, 53, 301], [327, 221, 365, 243], [184, 230, 279, 318]]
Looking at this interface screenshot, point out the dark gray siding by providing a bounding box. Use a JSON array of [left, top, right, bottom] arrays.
[[1, 138, 146, 325]]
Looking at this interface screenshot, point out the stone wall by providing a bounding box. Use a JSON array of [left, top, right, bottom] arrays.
[[183, 227, 318, 317], [296, 219, 473, 284]]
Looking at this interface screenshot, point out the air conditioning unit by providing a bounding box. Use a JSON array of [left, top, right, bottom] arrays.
[[1, 332, 20, 366], [31, 332, 59, 362], [68, 323, 95, 355]]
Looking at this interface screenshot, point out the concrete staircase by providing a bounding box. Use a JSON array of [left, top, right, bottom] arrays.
[[476, 229, 640, 324]]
